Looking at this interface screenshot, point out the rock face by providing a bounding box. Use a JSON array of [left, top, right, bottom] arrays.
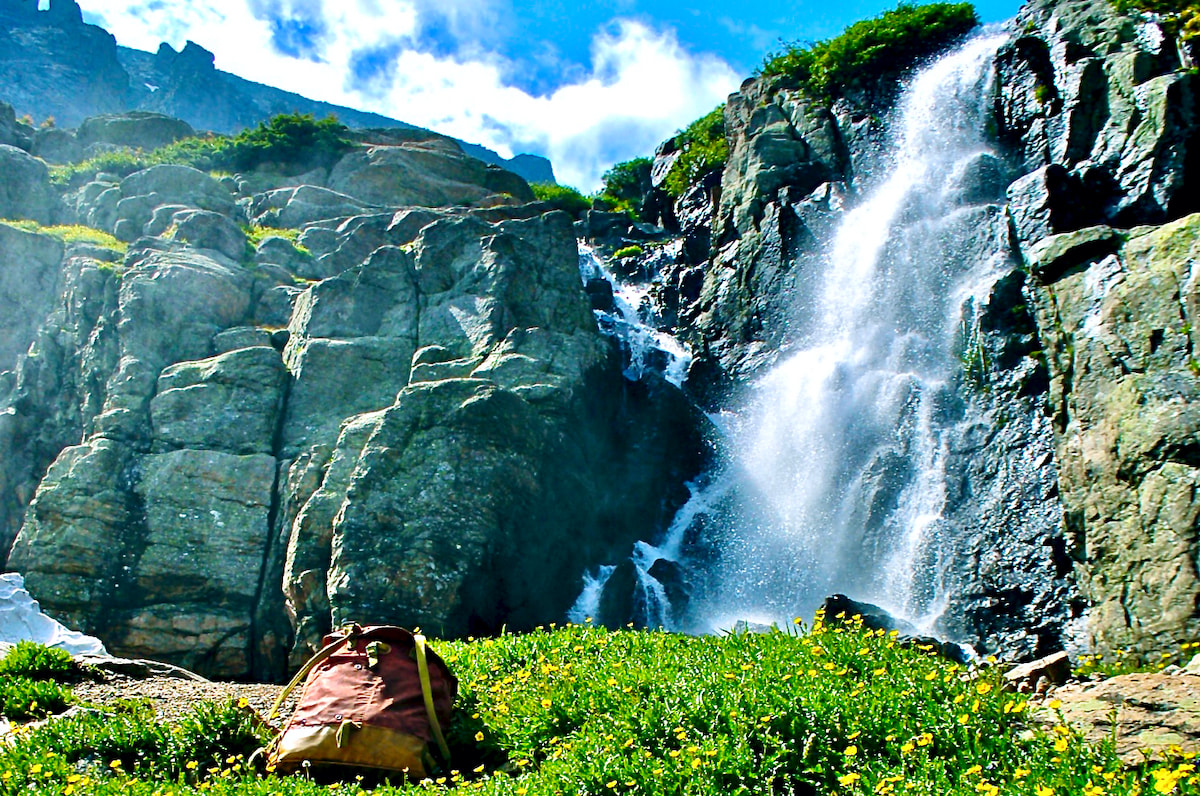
[[0, 128, 704, 679], [1028, 217, 1200, 656], [0, 0, 129, 128], [1034, 672, 1200, 763], [992, 0, 1200, 658]]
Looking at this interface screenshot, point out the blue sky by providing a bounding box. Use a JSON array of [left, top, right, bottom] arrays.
[[81, 0, 1022, 189]]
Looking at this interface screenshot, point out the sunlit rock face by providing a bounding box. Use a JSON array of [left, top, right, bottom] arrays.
[[0, 115, 705, 679]]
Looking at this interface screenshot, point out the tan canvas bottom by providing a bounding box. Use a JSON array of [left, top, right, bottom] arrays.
[[270, 723, 433, 779]]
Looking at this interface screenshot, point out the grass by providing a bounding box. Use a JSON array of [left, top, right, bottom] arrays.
[[4, 621, 1200, 794], [243, 224, 307, 251], [612, 245, 644, 259], [0, 641, 77, 722], [0, 219, 128, 255], [758, 3, 979, 100], [1074, 642, 1200, 678]]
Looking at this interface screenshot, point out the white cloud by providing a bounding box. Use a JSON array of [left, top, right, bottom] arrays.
[[81, 0, 740, 190]]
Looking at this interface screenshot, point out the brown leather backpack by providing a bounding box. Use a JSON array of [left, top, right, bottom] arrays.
[[264, 624, 456, 780]]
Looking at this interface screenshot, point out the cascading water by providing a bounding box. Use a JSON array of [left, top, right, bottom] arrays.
[[576, 31, 1023, 638], [688, 31, 1012, 634], [578, 244, 693, 386]]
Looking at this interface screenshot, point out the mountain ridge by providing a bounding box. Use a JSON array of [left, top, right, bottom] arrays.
[[0, 0, 555, 184]]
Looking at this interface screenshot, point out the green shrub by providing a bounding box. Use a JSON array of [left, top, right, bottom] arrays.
[[0, 675, 72, 720], [50, 113, 354, 189], [663, 105, 728, 198], [760, 3, 979, 100], [1114, 0, 1200, 40], [530, 182, 591, 218], [219, 113, 352, 175], [0, 698, 268, 790], [597, 157, 653, 218], [0, 640, 77, 681], [612, 245, 645, 259]]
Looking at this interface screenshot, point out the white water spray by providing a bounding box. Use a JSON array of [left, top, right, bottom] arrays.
[[690, 33, 1012, 633], [578, 244, 693, 386]]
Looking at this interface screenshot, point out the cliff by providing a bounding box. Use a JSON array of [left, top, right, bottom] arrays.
[[0, 113, 704, 679]]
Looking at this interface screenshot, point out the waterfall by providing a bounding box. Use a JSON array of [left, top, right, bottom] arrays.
[[571, 32, 1019, 637], [688, 32, 1011, 634]]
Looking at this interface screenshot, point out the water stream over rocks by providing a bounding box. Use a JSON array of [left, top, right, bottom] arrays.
[[574, 32, 1064, 649]]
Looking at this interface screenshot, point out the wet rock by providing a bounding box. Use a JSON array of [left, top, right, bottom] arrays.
[[1025, 225, 1123, 281], [820, 595, 973, 664], [1006, 165, 1095, 244]]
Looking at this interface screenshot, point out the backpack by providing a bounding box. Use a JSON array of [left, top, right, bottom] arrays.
[[263, 624, 456, 780]]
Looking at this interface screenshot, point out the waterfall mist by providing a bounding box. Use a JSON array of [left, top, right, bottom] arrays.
[[683, 32, 1013, 635]]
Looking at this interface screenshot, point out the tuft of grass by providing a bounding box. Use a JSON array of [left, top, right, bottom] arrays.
[[0, 219, 128, 255], [612, 245, 645, 259], [663, 106, 728, 199], [759, 2, 979, 100], [0, 675, 73, 721], [1075, 641, 1200, 678], [0, 640, 77, 681], [529, 183, 591, 219], [0, 641, 77, 721], [3, 627, 1200, 794], [243, 224, 306, 250]]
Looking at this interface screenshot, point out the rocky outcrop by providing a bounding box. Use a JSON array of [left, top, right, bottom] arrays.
[[0, 144, 61, 223], [996, 0, 1199, 229], [1, 142, 704, 678], [327, 141, 535, 209], [1034, 671, 1200, 763], [29, 111, 196, 165], [1027, 216, 1200, 656], [0, 0, 129, 129]]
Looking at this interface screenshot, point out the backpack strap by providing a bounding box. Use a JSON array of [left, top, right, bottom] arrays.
[[267, 626, 364, 722], [414, 633, 452, 763]]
